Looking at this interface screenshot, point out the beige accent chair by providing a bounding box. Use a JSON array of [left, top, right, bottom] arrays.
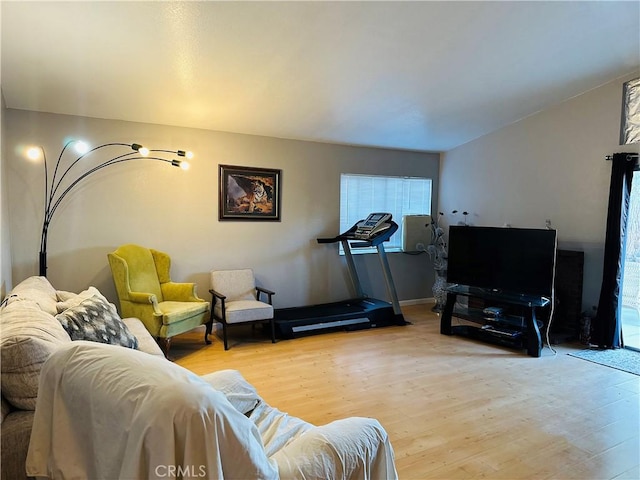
[[108, 244, 210, 357], [209, 269, 276, 350]]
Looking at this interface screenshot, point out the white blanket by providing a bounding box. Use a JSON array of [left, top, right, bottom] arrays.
[[253, 402, 398, 480], [26, 342, 278, 480], [202, 369, 398, 479], [27, 342, 398, 480]]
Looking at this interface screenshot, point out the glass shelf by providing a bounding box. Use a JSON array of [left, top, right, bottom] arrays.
[[446, 284, 550, 308]]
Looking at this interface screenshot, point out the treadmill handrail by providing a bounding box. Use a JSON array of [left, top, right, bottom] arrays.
[[317, 221, 398, 247]]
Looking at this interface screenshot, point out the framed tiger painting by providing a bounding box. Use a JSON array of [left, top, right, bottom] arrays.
[[219, 164, 282, 221]]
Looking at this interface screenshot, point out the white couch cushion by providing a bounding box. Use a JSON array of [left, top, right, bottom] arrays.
[[214, 300, 273, 324], [122, 317, 164, 357], [56, 286, 105, 312], [0, 300, 71, 409], [5, 276, 58, 316]]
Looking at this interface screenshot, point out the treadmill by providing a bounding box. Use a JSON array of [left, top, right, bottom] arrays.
[[274, 213, 407, 339]]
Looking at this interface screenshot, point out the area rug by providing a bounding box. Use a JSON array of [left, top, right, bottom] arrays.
[[568, 348, 640, 376]]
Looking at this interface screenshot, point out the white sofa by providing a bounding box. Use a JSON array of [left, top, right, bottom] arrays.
[[27, 341, 398, 479], [1, 276, 398, 479], [0, 276, 164, 480]]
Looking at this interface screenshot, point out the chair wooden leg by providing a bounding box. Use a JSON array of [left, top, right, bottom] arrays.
[[158, 337, 172, 359], [223, 323, 229, 350], [270, 318, 276, 343], [204, 320, 213, 345]]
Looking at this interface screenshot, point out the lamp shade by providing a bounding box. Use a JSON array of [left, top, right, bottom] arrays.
[[34, 140, 192, 276]]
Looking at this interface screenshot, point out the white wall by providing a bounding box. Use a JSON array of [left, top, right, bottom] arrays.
[[0, 91, 10, 298], [440, 73, 640, 311], [5, 110, 439, 308]]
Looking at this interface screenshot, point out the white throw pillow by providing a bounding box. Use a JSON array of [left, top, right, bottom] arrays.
[[56, 286, 111, 313]]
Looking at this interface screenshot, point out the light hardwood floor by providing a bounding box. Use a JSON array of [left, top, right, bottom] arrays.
[[172, 304, 639, 480]]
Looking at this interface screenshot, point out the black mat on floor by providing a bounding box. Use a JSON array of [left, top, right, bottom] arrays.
[[568, 348, 640, 376]]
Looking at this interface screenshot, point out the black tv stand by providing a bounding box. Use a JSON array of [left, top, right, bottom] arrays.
[[440, 285, 550, 357]]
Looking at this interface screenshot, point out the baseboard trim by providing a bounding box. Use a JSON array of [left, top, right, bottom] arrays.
[[399, 298, 433, 306]]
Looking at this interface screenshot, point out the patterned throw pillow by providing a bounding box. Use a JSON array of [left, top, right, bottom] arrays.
[[55, 296, 138, 349]]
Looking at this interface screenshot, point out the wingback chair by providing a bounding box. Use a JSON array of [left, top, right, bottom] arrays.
[[209, 269, 276, 350], [108, 244, 210, 357]]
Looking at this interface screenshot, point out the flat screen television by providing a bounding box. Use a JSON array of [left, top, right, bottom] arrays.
[[446, 226, 557, 297]]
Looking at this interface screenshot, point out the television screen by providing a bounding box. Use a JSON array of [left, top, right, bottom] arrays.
[[446, 226, 557, 297]]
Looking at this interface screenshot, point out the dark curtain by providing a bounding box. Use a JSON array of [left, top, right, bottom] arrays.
[[592, 153, 638, 348]]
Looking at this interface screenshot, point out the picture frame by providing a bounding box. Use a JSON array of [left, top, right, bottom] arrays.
[[219, 164, 282, 221]]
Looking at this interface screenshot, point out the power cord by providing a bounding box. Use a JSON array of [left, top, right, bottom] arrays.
[[544, 231, 559, 356]]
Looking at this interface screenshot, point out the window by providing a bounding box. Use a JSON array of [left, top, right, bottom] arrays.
[[340, 174, 433, 253]]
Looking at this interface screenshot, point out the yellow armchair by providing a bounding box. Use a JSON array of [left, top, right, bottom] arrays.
[[108, 244, 210, 357]]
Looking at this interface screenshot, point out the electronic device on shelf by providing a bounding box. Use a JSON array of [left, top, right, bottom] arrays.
[[483, 306, 504, 317], [353, 213, 392, 240], [481, 324, 522, 338]]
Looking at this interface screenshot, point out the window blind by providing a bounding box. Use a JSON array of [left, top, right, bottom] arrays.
[[340, 174, 432, 253]]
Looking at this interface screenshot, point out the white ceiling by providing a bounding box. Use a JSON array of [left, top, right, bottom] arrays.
[[2, 1, 639, 152]]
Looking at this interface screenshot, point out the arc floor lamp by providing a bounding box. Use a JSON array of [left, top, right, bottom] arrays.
[[27, 140, 193, 277]]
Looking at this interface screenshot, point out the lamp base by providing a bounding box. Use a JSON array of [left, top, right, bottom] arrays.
[[39, 251, 47, 277]]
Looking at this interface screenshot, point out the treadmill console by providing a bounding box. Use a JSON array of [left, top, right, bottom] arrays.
[[354, 213, 392, 240]]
